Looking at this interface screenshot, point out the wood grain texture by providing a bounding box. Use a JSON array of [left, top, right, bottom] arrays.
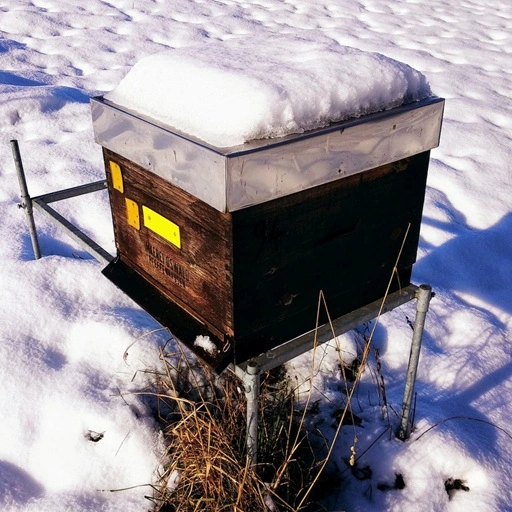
[[103, 149, 234, 336]]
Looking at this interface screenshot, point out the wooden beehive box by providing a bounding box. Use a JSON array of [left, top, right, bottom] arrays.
[[92, 96, 444, 371]]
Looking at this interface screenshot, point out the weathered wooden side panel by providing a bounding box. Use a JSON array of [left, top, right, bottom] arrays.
[[231, 152, 430, 361], [103, 149, 234, 338]]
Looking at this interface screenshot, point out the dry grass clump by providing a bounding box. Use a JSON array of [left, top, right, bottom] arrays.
[[161, 399, 267, 511], [150, 346, 322, 512]]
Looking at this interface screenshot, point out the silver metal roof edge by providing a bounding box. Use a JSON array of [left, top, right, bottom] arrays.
[[91, 96, 444, 212]]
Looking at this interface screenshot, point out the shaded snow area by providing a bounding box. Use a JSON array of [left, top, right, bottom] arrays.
[[105, 35, 431, 147], [1, 1, 511, 511]]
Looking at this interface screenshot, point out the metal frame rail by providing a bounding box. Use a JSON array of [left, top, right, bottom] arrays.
[[12, 138, 431, 468]]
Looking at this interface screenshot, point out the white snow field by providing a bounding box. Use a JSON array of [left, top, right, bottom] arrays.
[[0, 1, 511, 511]]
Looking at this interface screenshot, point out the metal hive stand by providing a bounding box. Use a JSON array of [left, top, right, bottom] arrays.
[[232, 283, 432, 465], [13, 139, 431, 468]]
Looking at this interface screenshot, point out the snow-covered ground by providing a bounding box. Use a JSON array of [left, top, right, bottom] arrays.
[[0, 1, 511, 511]]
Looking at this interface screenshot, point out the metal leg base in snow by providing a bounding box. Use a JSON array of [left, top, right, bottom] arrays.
[[397, 284, 433, 441], [233, 362, 261, 467]]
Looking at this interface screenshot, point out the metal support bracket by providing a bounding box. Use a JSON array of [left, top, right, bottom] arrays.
[[233, 362, 261, 466], [12, 139, 114, 265], [12, 139, 42, 259], [397, 284, 433, 440]]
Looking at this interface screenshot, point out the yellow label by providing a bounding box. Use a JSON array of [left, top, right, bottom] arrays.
[[110, 161, 124, 193], [125, 197, 140, 230], [142, 206, 181, 249]]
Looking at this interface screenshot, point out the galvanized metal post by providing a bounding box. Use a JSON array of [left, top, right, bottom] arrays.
[[397, 284, 432, 440], [11, 140, 41, 259], [243, 361, 260, 466]]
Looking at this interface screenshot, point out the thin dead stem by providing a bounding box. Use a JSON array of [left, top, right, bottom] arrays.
[[415, 416, 512, 442]]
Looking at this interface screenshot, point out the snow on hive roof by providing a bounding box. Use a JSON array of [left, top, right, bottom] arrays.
[[105, 34, 432, 148]]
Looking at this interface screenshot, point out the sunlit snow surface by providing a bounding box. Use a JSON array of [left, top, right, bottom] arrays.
[[0, 1, 511, 511], [105, 35, 431, 147]]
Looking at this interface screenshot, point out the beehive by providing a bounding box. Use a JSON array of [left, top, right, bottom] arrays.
[[91, 96, 444, 371]]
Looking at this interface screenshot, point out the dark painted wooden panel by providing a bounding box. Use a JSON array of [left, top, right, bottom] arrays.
[[231, 153, 430, 359]]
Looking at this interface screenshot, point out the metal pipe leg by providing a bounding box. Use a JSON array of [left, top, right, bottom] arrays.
[[11, 140, 41, 259], [397, 284, 432, 440], [244, 361, 260, 467]]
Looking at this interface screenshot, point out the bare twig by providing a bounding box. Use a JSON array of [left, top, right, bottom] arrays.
[[415, 416, 512, 442], [123, 327, 169, 363]]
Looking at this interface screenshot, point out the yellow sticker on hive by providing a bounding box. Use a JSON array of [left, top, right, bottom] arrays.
[[142, 206, 181, 249], [109, 161, 124, 193], [125, 197, 140, 230]]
